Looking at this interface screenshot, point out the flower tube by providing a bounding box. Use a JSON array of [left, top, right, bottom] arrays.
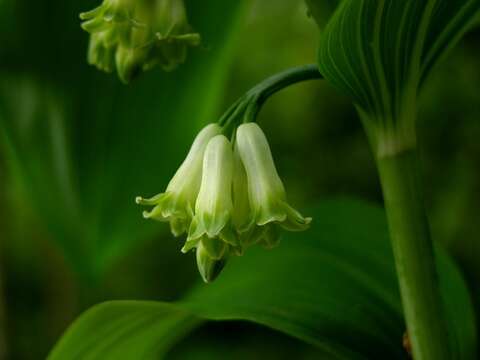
[[136, 123, 221, 237], [236, 122, 311, 232], [183, 135, 239, 282]]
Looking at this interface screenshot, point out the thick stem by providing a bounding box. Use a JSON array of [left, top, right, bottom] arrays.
[[377, 148, 450, 360]]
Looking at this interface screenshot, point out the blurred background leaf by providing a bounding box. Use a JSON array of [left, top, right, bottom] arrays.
[[48, 199, 477, 360]]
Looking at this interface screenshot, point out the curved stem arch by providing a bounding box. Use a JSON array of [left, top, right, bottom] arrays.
[[218, 64, 322, 133]]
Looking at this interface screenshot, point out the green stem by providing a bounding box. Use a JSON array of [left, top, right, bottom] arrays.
[[219, 64, 322, 131], [377, 147, 450, 360], [244, 64, 322, 122]]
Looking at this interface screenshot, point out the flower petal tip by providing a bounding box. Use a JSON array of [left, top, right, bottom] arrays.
[[256, 213, 287, 226]]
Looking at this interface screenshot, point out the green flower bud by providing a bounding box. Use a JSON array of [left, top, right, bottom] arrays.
[[136, 123, 221, 237], [235, 123, 312, 232]]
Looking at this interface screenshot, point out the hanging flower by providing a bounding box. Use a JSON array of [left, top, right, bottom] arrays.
[[182, 135, 240, 282], [80, 0, 141, 81], [134, 65, 317, 283], [137, 122, 311, 282], [235, 123, 312, 234], [136, 122, 311, 282], [80, 0, 201, 83], [144, 0, 201, 72], [136, 123, 221, 237], [232, 144, 268, 249]]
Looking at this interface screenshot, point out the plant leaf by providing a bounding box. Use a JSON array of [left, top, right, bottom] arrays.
[[315, 0, 480, 122], [48, 199, 477, 359], [0, 0, 247, 280]]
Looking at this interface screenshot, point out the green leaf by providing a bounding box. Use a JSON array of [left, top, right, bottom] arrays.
[[316, 0, 480, 124], [0, 0, 247, 280], [48, 199, 477, 359]]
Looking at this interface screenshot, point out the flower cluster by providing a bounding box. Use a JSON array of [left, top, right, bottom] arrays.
[[137, 123, 311, 283], [80, 0, 201, 83]]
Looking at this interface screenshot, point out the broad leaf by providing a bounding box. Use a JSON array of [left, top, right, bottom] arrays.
[[0, 0, 247, 280], [48, 199, 477, 359], [315, 0, 480, 123]]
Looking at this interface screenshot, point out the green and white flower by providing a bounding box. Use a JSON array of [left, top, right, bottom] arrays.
[[137, 121, 311, 283], [80, 0, 200, 83], [145, 0, 201, 72], [136, 123, 221, 237], [232, 144, 267, 249], [80, 0, 139, 80], [235, 123, 311, 234], [182, 135, 240, 282]]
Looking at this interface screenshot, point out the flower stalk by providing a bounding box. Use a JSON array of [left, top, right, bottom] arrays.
[[218, 64, 322, 134]]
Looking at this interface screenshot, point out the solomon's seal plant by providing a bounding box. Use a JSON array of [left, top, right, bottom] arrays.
[[80, 0, 201, 83], [55, 1, 480, 359], [137, 67, 319, 282]]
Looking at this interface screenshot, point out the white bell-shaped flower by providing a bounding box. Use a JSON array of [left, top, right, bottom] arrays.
[[136, 123, 221, 236], [180, 135, 240, 282], [235, 122, 311, 232], [183, 134, 239, 248]]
